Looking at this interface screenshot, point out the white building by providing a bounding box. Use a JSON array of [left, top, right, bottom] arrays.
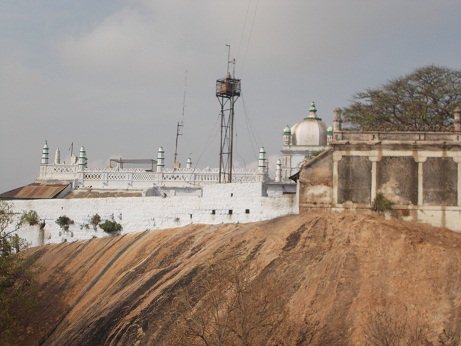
[[2, 100, 333, 246], [281, 102, 329, 180]]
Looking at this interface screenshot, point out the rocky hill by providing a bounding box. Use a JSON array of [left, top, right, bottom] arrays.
[[20, 212, 461, 345]]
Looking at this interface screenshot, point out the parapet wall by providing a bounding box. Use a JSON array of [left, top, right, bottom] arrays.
[[9, 183, 297, 247], [38, 165, 267, 190]]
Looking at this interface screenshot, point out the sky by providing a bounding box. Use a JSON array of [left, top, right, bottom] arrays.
[[1, 0, 460, 192]]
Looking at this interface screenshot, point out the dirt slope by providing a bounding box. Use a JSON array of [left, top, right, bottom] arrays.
[[22, 212, 461, 345]]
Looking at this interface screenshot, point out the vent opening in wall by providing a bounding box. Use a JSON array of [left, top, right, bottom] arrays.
[[211, 210, 216, 215], [245, 209, 250, 214], [228, 210, 233, 215]]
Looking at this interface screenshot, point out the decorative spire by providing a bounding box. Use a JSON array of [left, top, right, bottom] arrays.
[[157, 146, 165, 172], [258, 147, 267, 174], [54, 147, 61, 165], [275, 159, 282, 182], [306, 101, 319, 119], [41, 140, 49, 165], [283, 125, 292, 146], [78, 146, 87, 169]]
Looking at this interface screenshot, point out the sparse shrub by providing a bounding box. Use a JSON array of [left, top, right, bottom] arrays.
[[90, 213, 101, 230], [55, 215, 74, 230], [372, 193, 394, 214], [19, 210, 39, 226], [99, 219, 122, 234]]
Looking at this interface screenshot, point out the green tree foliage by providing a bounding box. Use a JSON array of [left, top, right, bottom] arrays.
[[372, 193, 394, 214], [90, 213, 101, 230], [55, 215, 74, 230], [0, 201, 37, 345], [19, 210, 39, 226], [343, 65, 461, 131], [99, 219, 122, 234]]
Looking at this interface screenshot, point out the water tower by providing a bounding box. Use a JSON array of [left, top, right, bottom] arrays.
[[216, 45, 241, 183]]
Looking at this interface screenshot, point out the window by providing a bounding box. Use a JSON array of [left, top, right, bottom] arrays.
[[228, 210, 233, 215], [211, 210, 216, 215], [245, 209, 250, 214]]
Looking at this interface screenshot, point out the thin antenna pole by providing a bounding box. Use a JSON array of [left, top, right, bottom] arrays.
[[173, 70, 187, 170], [173, 121, 183, 169], [182, 70, 188, 118], [226, 44, 231, 76]]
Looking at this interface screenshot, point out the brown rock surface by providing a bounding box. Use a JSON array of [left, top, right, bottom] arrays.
[[22, 211, 461, 345]]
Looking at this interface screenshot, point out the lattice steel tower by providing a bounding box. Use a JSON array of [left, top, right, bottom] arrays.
[[216, 45, 241, 183]]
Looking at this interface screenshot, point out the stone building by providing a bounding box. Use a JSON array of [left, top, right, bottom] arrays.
[[297, 106, 461, 232]]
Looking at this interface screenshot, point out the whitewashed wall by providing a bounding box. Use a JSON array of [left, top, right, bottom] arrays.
[[8, 183, 297, 247]]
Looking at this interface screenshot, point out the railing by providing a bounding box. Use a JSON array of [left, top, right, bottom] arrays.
[[39, 164, 266, 187], [81, 168, 265, 186], [333, 131, 461, 142]]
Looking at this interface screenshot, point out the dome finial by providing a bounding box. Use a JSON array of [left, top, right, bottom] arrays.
[[306, 101, 320, 120], [306, 101, 317, 118]]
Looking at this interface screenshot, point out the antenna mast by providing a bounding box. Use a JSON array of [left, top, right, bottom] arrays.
[[216, 45, 241, 183], [173, 70, 188, 170]]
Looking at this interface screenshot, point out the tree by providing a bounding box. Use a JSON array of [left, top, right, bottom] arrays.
[[343, 65, 461, 131], [0, 201, 37, 344], [99, 219, 122, 234], [90, 213, 101, 230], [55, 215, 74, 230], [172, 258, 284, 346]]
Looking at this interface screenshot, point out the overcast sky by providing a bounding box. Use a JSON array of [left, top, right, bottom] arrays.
[[1, 0, 460, 192]]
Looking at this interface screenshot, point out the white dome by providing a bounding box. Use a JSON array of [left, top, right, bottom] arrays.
[[290, 101, 327, 146], [291, 119, 327, 146]]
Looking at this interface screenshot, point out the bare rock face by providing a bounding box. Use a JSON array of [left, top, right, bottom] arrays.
[[22, 212, 461, 345]]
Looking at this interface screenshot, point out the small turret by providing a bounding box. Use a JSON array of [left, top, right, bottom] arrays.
[[258, 147, 267, 174], [186, 157, 192, 169], [78, 146, 87, 169], [157, 146, 165, 173], [54, 147, 61, 165], [333, 107, 342, 132], [454, 106, 461, 132], [283, 125, 291, 146], [41, 141, 49, 165], [275, 159, 282, 182], [327, 126, 333, 144]]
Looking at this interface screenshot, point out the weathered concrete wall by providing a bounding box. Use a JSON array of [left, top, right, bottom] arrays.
[[377, 157, 418, 205], [299, 150, 333, 207], [8, 183, 297, 247], [298, 139, 461, 232], [337, 156, 371, 204], [423, 158, 458, 206]]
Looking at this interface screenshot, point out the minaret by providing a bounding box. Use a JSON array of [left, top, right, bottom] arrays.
[[41, 141, 49, 165], [283, 126, 291, 146], [275, 159, 282, 182], [78, 146, 87, 169], [157, 146, 165, 173], [186, 157, 192, 169], [258, 147, 267, 174], [54, 147, 61, 165]]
